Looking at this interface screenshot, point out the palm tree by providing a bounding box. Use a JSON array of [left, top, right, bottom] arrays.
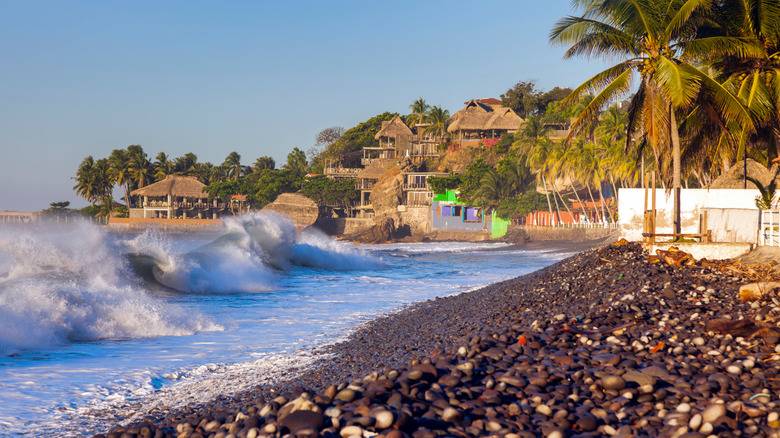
[[424, 105, 450, 139], [74, 156, 98, 205], [223, 151, 244, 181], [408, 97, 430, 128], [174, 153, 198, 176], [597, 106, 628, 143], [253, 156, 276, 172], [551, 0, 750, 234], [108, 149, 131, 207], [474, 170, 514, 213], [127, 145, 151, 191], [154, 152, 175, 181], [514, 115, 551, 154], [528, 138, 558, 224]]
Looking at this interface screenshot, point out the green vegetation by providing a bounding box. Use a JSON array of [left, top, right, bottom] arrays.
[[70, 0, 780, 227]]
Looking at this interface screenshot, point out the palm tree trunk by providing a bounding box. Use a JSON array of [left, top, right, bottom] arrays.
[[551, 181, 574, 223], [541, 177, 554, 225], [569, 172, 589, 220], [670, 105, 682, 235], [545, 176, 562, 225], [597, 181, 609, 223], [609, 174, 619, 207], [585, 181, 600, 222]]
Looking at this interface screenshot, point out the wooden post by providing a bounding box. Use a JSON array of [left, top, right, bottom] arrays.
[[651, 172, 656, 244]]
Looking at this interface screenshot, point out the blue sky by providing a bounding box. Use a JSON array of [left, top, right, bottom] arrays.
[[0, 1, 607, 211]]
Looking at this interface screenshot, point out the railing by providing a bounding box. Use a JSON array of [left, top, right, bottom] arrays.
[[355, 180, 375, 190], [324, 167, 360, 175], [403, 183, 430, 191], [523, 222, 619, 229], [144, 201, 225, 209], [406, 199, 432, 207], [759, 210, 780, 246]]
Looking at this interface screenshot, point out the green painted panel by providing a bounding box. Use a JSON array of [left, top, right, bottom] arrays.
[[491, 212, 509, 238]]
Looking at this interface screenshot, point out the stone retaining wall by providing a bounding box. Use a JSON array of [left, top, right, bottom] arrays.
[[520, 225, 620, 243], [314, 218, 374, 236]]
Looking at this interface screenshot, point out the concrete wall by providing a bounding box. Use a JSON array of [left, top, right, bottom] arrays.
[[430, 201, 487, 232], [400, 206, 431, 234], [314, 218, 374, 236], [129, 208, 145, 219], [107, 217, 222, 232], [618, 188, 759, 242]]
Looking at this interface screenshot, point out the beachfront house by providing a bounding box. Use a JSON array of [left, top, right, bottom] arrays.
[[372, 115, 413, 161], [355, 158, 396, 218], [129, 175, 226, 219], [447, 99, 524, 146], [402, 172, 447, 206]]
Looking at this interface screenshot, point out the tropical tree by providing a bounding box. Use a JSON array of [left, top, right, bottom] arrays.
[[174, 153, 198, 176], [108, 149, 131, 207], [550, 0, 750, 234], [223, 151, 244, 181], [285, 147, 308, 176], [127, 145, 151, 194], [408, 97, 430, 128], [253, 156, 276, 172], [474, 170, 515, 212], [154, 152, 175, 181], [513, 115, 551, 154], [424, 105, 450, 138]]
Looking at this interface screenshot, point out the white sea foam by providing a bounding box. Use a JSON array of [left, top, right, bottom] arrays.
[[0, 223, 218, 356], [133, 212, 382, 293]]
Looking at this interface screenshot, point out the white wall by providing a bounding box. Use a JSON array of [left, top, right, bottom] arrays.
[[619, 188, 760, 242]]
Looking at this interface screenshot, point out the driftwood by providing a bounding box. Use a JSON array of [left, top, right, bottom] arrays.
[[654, 247, 695, 266], [705, 318, 780, 340]]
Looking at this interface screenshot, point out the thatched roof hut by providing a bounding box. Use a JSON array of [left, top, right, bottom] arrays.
[[357, 158, 396, 180], [130, 175, 208, 198], [708, 159, 778, 190], [262, 193, 319, 228], [374, 116, 413, 140], [448, 100, 523, 133]]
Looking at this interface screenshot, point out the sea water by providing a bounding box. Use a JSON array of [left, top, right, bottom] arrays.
[[0, 212, 573, 436]]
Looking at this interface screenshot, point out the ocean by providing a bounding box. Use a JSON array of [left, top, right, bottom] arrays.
[[0, 212, 573, 436]]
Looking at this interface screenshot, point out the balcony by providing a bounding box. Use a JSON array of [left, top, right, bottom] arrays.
[[355, 180, 375, 190], [403, 183, 431, 191], [324, 167, 360, 175]]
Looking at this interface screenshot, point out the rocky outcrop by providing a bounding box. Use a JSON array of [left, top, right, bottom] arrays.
[[353, 157, 419, 243], [262, 193, 319, 229]]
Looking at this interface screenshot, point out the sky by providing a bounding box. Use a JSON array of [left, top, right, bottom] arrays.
[[0, 1, 609, 211]]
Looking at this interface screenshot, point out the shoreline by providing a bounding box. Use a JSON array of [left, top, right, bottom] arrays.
[[99, 240, 780, 437]]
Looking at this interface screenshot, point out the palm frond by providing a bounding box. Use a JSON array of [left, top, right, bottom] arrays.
[[654, 56, 702, 108]]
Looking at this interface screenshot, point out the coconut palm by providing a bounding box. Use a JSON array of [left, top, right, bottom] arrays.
[[513, 115, 551, 154], [408, 97, 430, 128], [108, 149, 131, 207], [597, 106, 628, 143], [127, 145, 151, 191], [253, 156, 276, 172], [474, 170, 514, 213], [154, 152, 175, 182], [223, 151, 244, 181], [174, 153, 198, 176], [424, 105, 450, 139], [528, 138, 558, 224], [551, 0, 751, 234]]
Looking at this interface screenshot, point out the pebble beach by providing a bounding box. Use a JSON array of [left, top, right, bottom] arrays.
[[98, 241, 780, 438]]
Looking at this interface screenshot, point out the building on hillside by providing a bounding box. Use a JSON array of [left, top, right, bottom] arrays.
[[545, 122, 571, 140], [401, 172, 448, 206], [129, 175, 225, 219], [448, 99, 524, 146], [372, 115, 413, 161], [354, 159, 396, 218]]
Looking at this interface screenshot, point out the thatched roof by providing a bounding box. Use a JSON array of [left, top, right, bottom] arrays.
[[374, 115, 413, 139], [358, 158, 396, 180], [448, 100, 523, 132], [708, 159, 778, 189], [485, 107, 524, 131], [130, 175, 208, 198], [261, 193, 319, 228]]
